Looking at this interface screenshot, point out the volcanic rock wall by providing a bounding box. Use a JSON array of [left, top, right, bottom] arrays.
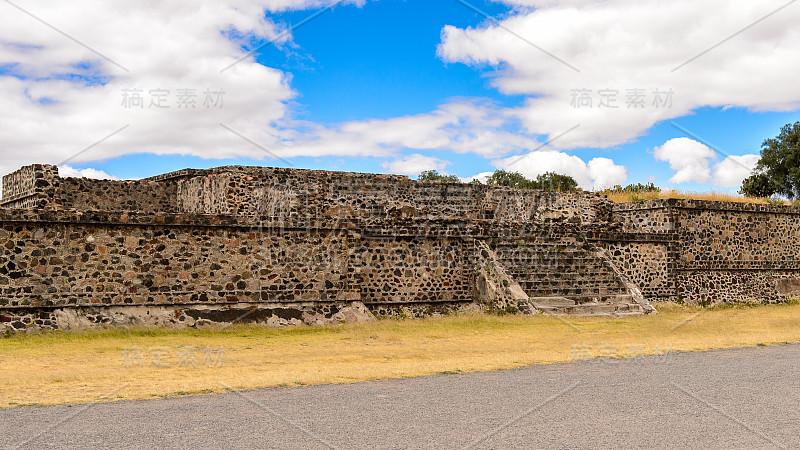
[[1, 164, 59, 209], [1, 164, 189, 213], [0, 164, 613, 332], [610, 199, 800, 304], [175, 165, 610, 224], [2, 163, 800, 333]]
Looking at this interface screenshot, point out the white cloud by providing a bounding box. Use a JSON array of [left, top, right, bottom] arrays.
[[382, 154, 451, 177], [654, 137, 716, 184], [0, 0, 541, 177], [58, 165, 118, 180], [712, 154, 760, 187], [460, 171, 494, 184], [284, 99, 538, 159], [0, 1, 368, 175], [1, 0, 794, 192], [494, 150, 627, 190], [588, 157, 628, 190], [653, 137, 758, 187], [438, 0, 800, 149]]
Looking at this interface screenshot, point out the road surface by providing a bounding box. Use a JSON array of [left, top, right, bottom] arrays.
[[2, 344, 799, 449]]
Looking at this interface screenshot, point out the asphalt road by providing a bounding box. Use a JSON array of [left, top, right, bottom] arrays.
[[2, 344, 799, 449]]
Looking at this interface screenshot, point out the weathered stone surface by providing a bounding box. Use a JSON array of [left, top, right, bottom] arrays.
[[610, 199, 800, 304], [473, 240, 536, 314], [776, 278, 800, 295], [0, 301, 376, 333], [0, 164, 797, 332]]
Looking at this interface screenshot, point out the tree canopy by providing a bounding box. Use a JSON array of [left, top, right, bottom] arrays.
[[486, 170, 579, 192], [740, 121, 800, 199], [604, 182, 659, 194], [417, 170, 460, 183]]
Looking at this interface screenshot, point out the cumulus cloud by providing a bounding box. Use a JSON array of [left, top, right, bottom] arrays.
[[0, 0, 547, 178], [58, 165, 118, 180], [382, 154, 451, 177], [588, 157, 628, 190], [494, 150, 627, 190], [654, 137, 761, 187], [654, 138, 716, 184], [281, 99, 540, 160], [0, 0, 370, 175], [438, 0, 800, 149], [712, 154, 760, 187], [1, 0, 790, 190], [460, 171, 494, 184]]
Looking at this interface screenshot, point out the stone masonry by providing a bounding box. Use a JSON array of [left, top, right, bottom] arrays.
[[0, 164, 796, 332]]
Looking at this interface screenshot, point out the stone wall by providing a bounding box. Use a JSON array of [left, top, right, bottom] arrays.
[[3, 164, 611, 224], [1, 165, 187, 213], [0, 210, 482, 308], [1, 164, 59, 209], [5, 162, 800, 333], [610, 199, 800, 304], [0, 209, 483, 332], [175, 166, 610, 224], [596, 233, 676, 301], [177, 174, 232, 215], [674, 200, 800, 303], [56, 178, 180, 213], [611, 200, 676, 232]]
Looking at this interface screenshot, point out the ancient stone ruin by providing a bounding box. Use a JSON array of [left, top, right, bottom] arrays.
[[1, 164, 798, 333]]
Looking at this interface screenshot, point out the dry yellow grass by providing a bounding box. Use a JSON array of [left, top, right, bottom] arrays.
[[603, 189, 772, 204], [2, 302, 800, 408]]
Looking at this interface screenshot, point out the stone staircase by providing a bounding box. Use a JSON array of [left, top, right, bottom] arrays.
[[490, 238, 647, 316]]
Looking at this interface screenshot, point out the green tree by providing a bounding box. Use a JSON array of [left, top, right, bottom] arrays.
[[605, 182, 660, 194], [739, 173, 776, 198], [485, 170, 535, 189], [533, 172, 579, 192], [740, 121, 800, 198], [486, 170, 579, 192], [417, 170, 460, 183]]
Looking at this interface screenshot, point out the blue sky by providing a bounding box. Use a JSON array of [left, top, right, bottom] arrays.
[[263, 1, 519, 122], [2, 0, 799, 191]]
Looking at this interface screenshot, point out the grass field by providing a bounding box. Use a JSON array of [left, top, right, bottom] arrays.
[[602, 189, 775, 204], [2, 302, 800, 408]]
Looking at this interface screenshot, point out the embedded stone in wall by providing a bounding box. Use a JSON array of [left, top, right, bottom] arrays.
[[473, 240, 535, 314], [0, 301, 376, 333], [776, 278, 800, 295], [1, 164, 60, 209]]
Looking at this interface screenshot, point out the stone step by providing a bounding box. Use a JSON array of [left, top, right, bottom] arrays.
[[527, 296, 576, 307], [502, 264, 611, 273], [510, 272, 619, 281], [516, 279, 624, 288], [538, 304, 644, 317], [529, 295, 634, 305], [491, 241, 580, 248], [495, 253, 604, 261], [492, 249, 587, 256], [493, 250, 591, 257], [499, 260, 608, 268], [493, 249, 591, 257], [511, 274, 619, 287], [522, 280, 624, 287], [496, 251, 601, 258], [531, 298, 644, 316], [519, 286, 628, 295], [497, 254, 603, 260], [521, 287, 629, 297]]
